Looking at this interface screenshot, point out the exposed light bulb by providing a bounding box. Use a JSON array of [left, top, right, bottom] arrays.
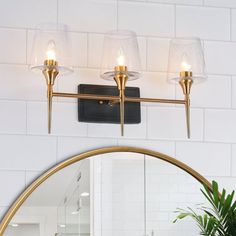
[[71, 211, 79, 215], [11, 224, 19, 227], [117, 49, 125, 66], [181, 61, 191, 71], [80, 192, 90, 197], [59, 224, 66, 228], [46, 40, 56, 61]]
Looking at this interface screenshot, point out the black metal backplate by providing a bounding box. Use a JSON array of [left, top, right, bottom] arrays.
[[78, 84, 141, 124]]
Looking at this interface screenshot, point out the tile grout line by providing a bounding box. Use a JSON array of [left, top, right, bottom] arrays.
[[202, 108, 205, 141], [56, 136, 59, 163], [116, 0, 119, 30], [145, 106, 148, 139], [174, 4, 176, 38], [145, 36, 148, 71], [57, 0, 59, 24], [230, 8, 232, 41], [120, 0, 232, 10], [230, 143, 233, 176], [25, 29, 28, 64], [174, 141, 177, 158], [24, 170, 27, 188], [25, 101, 28, 135], [86, 32, 89, 68], [2, 27, 236, 43], [146, 106, 148, 139], [231, 75, 233, 109], [144, 154, 147, 236]]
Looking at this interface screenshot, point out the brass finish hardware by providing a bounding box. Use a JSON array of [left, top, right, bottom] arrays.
[[43, 60, 59, 134], [179, 78, 193, 138], [125, 97, 185, 104], [41, 61, 193, 137], [180, 71, 193, 78], [113, 66, 128, 136], [53, 92, 119, 101], [0, 146, 213, 235]]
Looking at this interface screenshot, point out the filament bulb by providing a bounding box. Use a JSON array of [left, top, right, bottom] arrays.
[[46, 40, 56, 61]]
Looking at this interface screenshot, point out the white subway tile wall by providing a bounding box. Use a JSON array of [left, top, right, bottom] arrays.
[[176, 6, 230, 40], [0, 0, 235, 234], [0, 29, 26, 64]]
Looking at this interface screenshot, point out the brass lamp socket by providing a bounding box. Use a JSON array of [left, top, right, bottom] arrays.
[[44, 59, 58, 67], [43, 60, 59, 86], [114, 65, 128, 73], [114, 66, 128, 91], [180, 71, 193, 78]]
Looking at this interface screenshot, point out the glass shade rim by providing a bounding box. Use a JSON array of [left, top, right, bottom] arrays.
[[168, 75, 207, 84], [100, 71, 141, 81], [30, 65, 74, 75]]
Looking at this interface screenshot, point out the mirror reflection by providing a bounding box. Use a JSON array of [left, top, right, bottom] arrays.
[[4, 152, 206, 236]]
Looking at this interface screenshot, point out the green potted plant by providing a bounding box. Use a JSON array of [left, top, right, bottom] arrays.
[[174, 181, 236, 235]]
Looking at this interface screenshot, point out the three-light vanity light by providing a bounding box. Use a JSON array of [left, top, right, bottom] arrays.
[[30, 24, 206, 138]]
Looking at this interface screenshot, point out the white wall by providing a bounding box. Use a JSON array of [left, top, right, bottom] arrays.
[[94, 153, 206, 236], [0, 0, 236, 224]]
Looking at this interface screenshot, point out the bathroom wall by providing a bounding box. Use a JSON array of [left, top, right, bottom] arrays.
[[95, 153, 206, 236], [0, 0, 236, 228]]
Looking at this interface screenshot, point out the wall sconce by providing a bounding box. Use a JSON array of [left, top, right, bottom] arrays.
[[167, 37, 206, 137], [30, 24, 206, 138]]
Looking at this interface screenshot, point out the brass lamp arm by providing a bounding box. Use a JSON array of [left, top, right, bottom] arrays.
[[52, 92, 119, 101], [43, 63, 191, 138], [51, 91, 189, 137], [53, 91, 186, 105], [44, 87, 190, 137]]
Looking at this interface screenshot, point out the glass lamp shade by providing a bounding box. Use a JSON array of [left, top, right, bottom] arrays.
[[30, 23, 73, 74], [167, 37, 206, 83], [100, 30, 141, 80]]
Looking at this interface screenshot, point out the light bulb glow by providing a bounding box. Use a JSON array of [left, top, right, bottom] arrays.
[[81, 192, 90, 197], [59, 224, 66, 228], [181, 61, 191, 71], [11, 224, 19, 227], [46, 49, 56, 61], [46, 40, 56, 61], [71, 211, 79, 215], [117, 49, 125, 66]]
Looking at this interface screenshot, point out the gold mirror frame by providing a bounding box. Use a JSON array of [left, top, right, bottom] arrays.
[[0, 146, 212, 235]]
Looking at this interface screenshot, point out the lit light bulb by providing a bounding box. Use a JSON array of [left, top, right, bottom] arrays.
[[71, 210, 79, 215], [117, 49, 125, 66], [11, 224, 19, 227], [46, 40, 56, 61], [80, 192, 90, 197], [181, 61, 191, 72], [59, 224, 66, 228]]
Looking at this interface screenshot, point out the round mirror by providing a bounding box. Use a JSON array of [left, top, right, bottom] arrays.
[[0, 147, 211, 236]]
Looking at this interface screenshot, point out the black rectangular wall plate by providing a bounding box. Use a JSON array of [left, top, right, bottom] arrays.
[[78, 84, 141, 124]]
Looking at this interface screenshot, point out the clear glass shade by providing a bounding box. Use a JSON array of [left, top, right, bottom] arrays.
[[167, 37, 206, 83], [100, 30, 141, 80], [30, 23, 73, 74]]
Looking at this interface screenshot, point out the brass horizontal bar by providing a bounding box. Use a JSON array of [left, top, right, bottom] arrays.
[[53, 92, 186, 105], [125, 97, 186, 105], [53, 92, 119, 101]]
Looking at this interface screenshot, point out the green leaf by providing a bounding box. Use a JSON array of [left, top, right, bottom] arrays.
[[173, 180, 236, 236]]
